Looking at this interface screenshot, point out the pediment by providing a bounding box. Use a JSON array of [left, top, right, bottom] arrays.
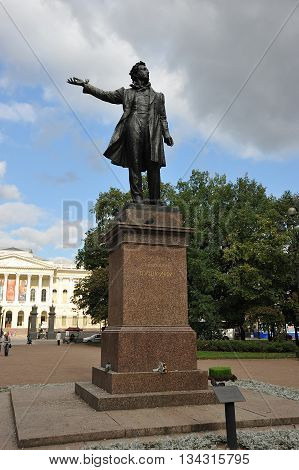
[[0, 255, 54, 270]]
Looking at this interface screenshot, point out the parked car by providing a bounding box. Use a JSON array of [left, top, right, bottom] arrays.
[[83, 333, 101, 343]]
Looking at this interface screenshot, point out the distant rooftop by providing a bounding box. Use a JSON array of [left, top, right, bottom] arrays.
[[3, 247, 31, 252], [0, 248, 79, 270]]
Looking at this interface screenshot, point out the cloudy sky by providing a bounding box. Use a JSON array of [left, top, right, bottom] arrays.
[[0, 0, 298, 261]]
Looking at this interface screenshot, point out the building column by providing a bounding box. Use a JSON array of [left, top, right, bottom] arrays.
[[15, 274, 20, 303], [37, 275, 43, 303], [11, 308, 18, 328], [58, 277, 62, 304], [70, 278, 75, 303], [49, 275, 54, 305], [3, 273, 8, 303], [26, 274, 32, 304]]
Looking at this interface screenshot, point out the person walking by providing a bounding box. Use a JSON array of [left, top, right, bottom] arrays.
[[56, 331, 61, 346], [3, 332, 11, 356]]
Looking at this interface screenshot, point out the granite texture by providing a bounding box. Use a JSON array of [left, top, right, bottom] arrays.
[[92, 367, 208, 394], [104, 223, 191, 251], [75, 382, 216, 412], [117, 204, 182, 227], [100, 326, 197, 372], [108, 244, 189, 327]]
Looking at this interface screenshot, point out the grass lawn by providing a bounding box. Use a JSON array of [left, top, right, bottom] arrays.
[[197, 351, 296, 359]]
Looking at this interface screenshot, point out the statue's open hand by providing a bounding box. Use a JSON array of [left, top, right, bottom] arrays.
[[164, 135, 174, 147], [67, 77, 89, 87]]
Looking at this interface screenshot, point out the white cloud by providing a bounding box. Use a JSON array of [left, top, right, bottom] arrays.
[[0, 221, 63, 252], [0, 161, 6, 178], [0, 230, 33, 251], [1, 0, 299, 162], [0, 202, 44, 227], [0, 184, 21, 200], [49, 256, 76, 267], [0, 162, 23, 200], [8, 218, 88, 251], [0, 102, 36, 122], [0, 76, 9, 89], [11, 222, 64, 250]]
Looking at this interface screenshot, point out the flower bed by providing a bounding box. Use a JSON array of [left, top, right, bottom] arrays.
[[87, 429, 299, 450]]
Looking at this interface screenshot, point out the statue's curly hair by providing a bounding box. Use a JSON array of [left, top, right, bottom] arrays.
[[129, 61, 146, 81]]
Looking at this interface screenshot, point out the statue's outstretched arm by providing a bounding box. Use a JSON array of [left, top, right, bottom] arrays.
[[67, 77, 89, 87], [67, 77, 124, 105]]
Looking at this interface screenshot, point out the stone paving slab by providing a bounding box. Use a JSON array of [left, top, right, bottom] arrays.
[[0, 391, 18, 450], [10, 383, 299, 449]]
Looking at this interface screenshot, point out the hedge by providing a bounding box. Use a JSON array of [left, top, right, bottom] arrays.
[[197, 339, 296, 353]]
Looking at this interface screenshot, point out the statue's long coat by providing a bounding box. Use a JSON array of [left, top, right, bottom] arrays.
[[83, 84, 170, 171]]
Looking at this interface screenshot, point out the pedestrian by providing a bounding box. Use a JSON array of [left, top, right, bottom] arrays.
[[3, 332, 11, 356], [27, 333, 32, 345], [56, 331, 61, 346]]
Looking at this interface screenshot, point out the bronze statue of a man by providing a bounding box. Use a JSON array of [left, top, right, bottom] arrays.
[[67, 61, 173, 203]]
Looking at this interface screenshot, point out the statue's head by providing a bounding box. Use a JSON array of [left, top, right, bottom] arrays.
[[129, 61, 149, 83]]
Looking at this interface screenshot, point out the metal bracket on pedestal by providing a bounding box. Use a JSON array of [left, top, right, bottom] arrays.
[[153, 361, 167, 373]]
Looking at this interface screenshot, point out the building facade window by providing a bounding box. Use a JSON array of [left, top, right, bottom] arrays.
[[61, 316, 66, 327], [62, 289, 68, 304], [17, 311, 24, 326], [5, 311, 12, 328], [72, 316, 77, 327], [41, 311, 47, 324], [52, 289, 57, 303], [30, 288, 36, 302], [83, 316, 88, 327], [41, 289, 47, 302]]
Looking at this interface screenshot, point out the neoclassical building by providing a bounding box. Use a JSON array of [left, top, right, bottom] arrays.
[[0, 248, 98, 334]]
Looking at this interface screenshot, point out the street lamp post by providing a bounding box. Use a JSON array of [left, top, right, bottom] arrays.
[[0, 305, 3, 336], [288, 207, 299, 346]]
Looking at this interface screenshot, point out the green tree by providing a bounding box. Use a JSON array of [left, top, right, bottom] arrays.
[[245, 306, 285, 341], [276, 191, 299, 342], [174, 172, 292, 339], [73, 170, 296, 340], [72, 187, 131, 321], [72, 268, 109, 324]]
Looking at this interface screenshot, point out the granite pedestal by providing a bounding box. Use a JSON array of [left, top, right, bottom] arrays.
[[76, 204, 215, 410]]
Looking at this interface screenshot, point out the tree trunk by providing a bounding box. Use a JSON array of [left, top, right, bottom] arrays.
[[240, 326, 246, 341]]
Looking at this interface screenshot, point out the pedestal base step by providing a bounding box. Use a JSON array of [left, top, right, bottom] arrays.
[[75, 382, 217, 411], [92, 367, 208, 394]]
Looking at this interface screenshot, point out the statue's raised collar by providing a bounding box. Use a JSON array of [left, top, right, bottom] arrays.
[[130, 82, 151, 91]]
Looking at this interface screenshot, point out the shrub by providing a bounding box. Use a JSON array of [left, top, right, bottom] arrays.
[[209, 366, 232, 379], [197, 339, 296, 353]]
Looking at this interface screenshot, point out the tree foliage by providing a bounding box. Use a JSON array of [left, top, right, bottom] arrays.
[[72, 170, 298, 339], [72, 268, 109, 324]]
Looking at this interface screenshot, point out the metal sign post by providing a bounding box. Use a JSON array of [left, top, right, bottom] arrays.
[[213, 385, 246, 450]]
